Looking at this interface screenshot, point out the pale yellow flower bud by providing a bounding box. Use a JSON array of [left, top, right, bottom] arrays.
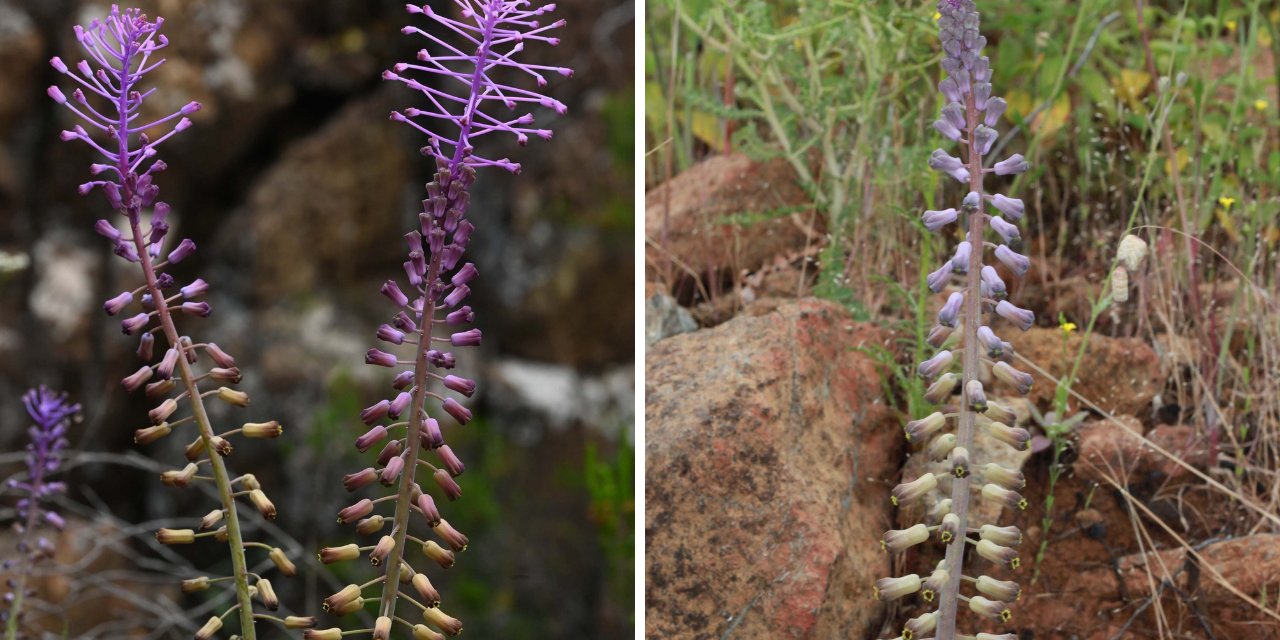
[[881, 523, 930, 553], [873, 573, 921, 601]]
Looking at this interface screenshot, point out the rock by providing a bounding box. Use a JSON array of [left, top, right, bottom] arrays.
[[238, 89, 412, 299], [644, 154, 820, 296], [0, 2, 42, 131], [1075, 417, 1210, 483], [1117, 535, 1280, 601], [645, 292, 697, 345], [645, 298, 898, 639], [1012, 327, 1162, 417]]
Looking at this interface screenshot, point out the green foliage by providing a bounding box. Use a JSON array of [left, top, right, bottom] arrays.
[[585, 440, 635, 613]]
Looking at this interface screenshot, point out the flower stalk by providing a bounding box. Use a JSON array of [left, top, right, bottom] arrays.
[[316, 2, 570, 637], [47, 7, 299, 638], [878, 2, 1036, 639]]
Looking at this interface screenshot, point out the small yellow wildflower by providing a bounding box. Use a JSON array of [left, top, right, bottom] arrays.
[[1255, 99, 1269, 111], [933, 11, 941, 20], [1219, 196, 1236, 210], [1226, 19, 1237, 33], [1060, 321, 1077, 334]]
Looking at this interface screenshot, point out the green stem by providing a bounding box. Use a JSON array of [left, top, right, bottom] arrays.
[[377, 249, 443, 621], [3, 487, 43, 640], [129, 220, 257, 640]]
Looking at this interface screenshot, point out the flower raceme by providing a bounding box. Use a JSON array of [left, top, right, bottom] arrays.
[[877, 2, 1038, 639], [312, 3, 570, 638], [3, 388, 79, 637], [47, 7, 300, 639]]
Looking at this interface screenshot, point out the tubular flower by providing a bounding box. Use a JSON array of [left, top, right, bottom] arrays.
[[881, 524, 931, 553], [324, 0, 570, 629], [48, 7, 290, 637], [874, 574, 922, 601], [876, 3, 1033, 638], [976, 575, 1022, 602]]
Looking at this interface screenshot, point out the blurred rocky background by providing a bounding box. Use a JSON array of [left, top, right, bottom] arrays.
[[0, 0, 634, 638]]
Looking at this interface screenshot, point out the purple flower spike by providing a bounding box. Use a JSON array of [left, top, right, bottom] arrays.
[[48, 7, 197, 214], [14, 387, 78, 538], [387, 1, 569, 173]]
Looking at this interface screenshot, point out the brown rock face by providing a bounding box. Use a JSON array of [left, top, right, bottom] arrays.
[[644, 154, 819, 295], [242, 90, 411, 299], [645, 298, 898, 639], [1012, 327, 1162, 417]]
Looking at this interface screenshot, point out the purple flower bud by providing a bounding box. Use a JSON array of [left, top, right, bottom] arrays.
[[942, 103, 966, 131], [45, 512, 65, 530], [379, 456, 405, 486], [995, 300, 1035, 330], [443, 284, 470, 308], [427, 350, 456, 369], [991, 194, 1024, 220], [980, 266, 1007, 299], [453, 220, 475, 246], [917, 350, 954, 379], [137, 333, 155, 361], [984, 96, 1007, 127], [104, 291, 133, 316], [926, 324, 953, 348], [988, 215, 1021, 249], [973, 124, 997, 155], [420, 418, 443, 449], [391, 370, 415, 390], [928, 149, 969, 183], [343, 468, 378, 492], [939, 76, 962, 102], [973, 83, 992, 110], [157, 347, 180, 379], [433, 468, 462, 501], [337, 499, 374, 524], [442, 375, 476, 398], [122, 366, 153, 392], [994, 153, 1029, 176], [450, 263, 477, 287], [922, 208, 958, 232], [442, 397, 472, 424], [392, 311, 418, 333], [165, 238, 195, 263], [95, 219, 122, 242], [156, 273, 175, 289], [994, 245, 1031, 276], [446, 306, 475, 325], [114, 240, 139, 262], [376, 440, 403, 466], [927, 262, 952, 293], [976, 326, 1003, 357], [437, 445, 465, 477], [381, 280, 409, 307], [950, 241, 972, 274], [365, 349, 398, 368], [417, 493, 441, 526], [377, 324, 406, 345], [360, 400, 391, 426], [450, 328, 482, 347], [181, 302, 211, 317], [932, 118, 962, 141], [440, 244, 464, 271], [121, 313, 150, 335], [355, 425, 389, 452], [387, 392, 412, 419], [937, 291, 964, 328], [993, 361, 1034, 395], [180, 278, 208, 299], [205, 343, 237, 368]]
